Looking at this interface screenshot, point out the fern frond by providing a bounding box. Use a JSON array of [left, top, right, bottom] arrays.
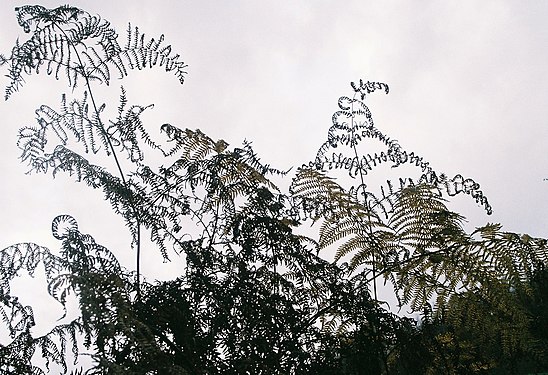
[[309, 86, 492, 217], [14, 5, 83, 34], [106, 87, 159, 163], [2, 6, 186, 99], [160, 126, 215, 160], [18, 93, 110, 169], [108, 24, 187, 83], [290, 168, 366, 222], [383, 185, 548, 313], [4, 6, 116, 97], [0, 239, 87, 373]]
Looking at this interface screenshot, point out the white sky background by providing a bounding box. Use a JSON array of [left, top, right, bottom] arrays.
[[1, 0, 548, 359]]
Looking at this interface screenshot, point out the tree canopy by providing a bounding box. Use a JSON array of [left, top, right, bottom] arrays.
[[0, 5, 547, 374]]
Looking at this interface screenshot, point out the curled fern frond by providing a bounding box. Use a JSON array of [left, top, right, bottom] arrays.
[[290, 83, 497, 313], [52, 214, 79, 240]]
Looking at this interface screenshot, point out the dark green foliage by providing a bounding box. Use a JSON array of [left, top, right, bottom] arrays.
[[1, 5, 548, 374], [403, 267, 548, 375]]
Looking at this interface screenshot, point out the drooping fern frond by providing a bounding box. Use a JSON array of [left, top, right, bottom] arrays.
[[385, 184, 548, 312], [384, 184, 476, 310], [1, 5, 187, 99], [2, 6, 117, 96], [18, 92, 110, 172], [17, 88, 164, 181], [14, 5, 84, 34], [468, 224, 548, 287], [389, 184, 466, 249], [307, 83, 491, 218], [108, 24, 187, 84], [307, 178, 545, 313]]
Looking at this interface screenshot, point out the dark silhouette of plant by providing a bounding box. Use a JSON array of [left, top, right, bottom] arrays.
[[1, 4, 188, 299], [1, 5, 547, 374]]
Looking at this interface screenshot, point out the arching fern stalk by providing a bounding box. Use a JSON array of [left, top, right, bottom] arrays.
[[1, 5, 188, 297]]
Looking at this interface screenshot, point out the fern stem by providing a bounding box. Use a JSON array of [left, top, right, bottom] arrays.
[[350, 95, 379, 303], [350, 94, 391, 375], [54, 25, 143, 299]]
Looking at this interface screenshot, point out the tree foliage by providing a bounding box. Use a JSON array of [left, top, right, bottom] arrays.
[[1, 5, 547, 374]]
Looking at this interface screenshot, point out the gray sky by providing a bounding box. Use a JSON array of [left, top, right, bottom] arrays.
[[1, 0, 548, 346]]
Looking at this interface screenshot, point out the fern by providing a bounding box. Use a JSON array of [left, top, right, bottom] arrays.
[[1, 5, 187, 99], [2, 5, 548, 372], [0, 239, 87, 374], [291, 81, 546, 322], [307, 83, 491, 217]]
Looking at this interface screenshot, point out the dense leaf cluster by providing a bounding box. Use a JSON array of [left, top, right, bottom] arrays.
[[1, 5, 547, 374]]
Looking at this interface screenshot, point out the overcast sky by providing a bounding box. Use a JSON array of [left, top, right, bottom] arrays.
[[1, 1, 548, 343]]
